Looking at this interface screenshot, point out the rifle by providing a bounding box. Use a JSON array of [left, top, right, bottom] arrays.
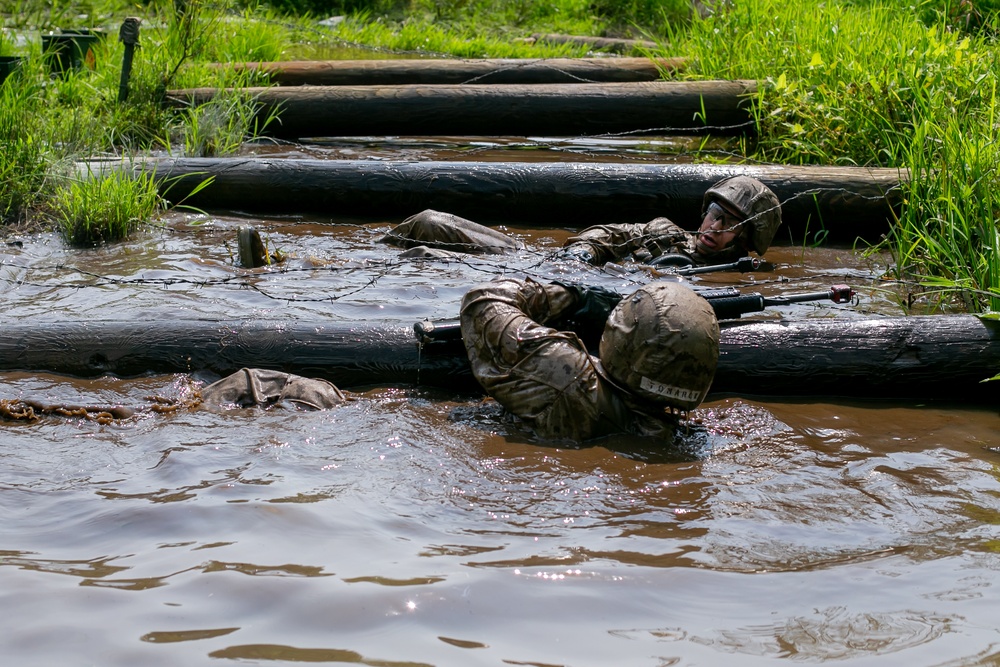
[[414, 284, 856, 344], [696, 284, 855, 321], [606, 255, 765, 278], [652, 255, 764, 276]]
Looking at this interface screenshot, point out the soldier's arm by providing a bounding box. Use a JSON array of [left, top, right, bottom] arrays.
[[562, 218, 689, 264]]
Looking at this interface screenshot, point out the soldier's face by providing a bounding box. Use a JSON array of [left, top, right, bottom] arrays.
[[695, 201, 743, 256]]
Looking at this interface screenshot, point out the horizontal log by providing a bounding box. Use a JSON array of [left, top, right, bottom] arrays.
[[1, 316, 997, 401], [529, 33, 660, 53], [165, 80, 757, 138], [216, 57, 685, 86], [91, 158, 905, 243], [715, 315, 1000, 400]]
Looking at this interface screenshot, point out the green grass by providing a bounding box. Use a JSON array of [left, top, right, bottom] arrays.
[[668, 0, 1000, 311], [0, 57, 49, 225], [53, 167, 162, 246], [0, 0, 291, 235]]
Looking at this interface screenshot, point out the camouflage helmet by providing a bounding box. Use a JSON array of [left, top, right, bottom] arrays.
[[598, 282, 719, 411], [703, 176, 782, 255]]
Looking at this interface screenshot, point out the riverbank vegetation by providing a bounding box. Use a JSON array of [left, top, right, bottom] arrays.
[[1, 0, 998, 311]]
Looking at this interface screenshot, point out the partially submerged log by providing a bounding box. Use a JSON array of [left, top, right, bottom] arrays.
[[165, 80, 757, 138], [216, 57, 685, 86], [1, 316, 997, 402], [96, 157, 904, 243]]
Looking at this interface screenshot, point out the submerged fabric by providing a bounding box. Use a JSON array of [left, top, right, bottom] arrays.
[[381, 209, 523, 255], [200, 368, 347, 410]]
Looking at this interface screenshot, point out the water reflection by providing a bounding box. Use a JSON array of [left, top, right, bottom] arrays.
[[687, 607, 954, 661], [208, 643, 434, 665], [0, 211, 901, 327]]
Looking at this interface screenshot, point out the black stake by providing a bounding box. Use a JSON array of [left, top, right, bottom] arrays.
[[118, 17, 141, 103]]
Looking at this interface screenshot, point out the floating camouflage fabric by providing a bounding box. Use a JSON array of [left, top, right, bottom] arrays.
[[459, 277, 687, 442], [381, 209, 523, 255], [200, 368, 347, 410]]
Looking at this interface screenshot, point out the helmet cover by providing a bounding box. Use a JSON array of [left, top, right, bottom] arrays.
[[598, 282, 719, 411], [703, 176, 782, 255]]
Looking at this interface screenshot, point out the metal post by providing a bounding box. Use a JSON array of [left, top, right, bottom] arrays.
[[118, 17, 141, 103]]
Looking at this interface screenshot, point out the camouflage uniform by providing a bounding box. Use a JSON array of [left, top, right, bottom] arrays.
[[200, 368, 347, 410], [561, 217, 717, 266], [380, 209, 522, 258], [384, 177, 781, 268], [459, 277, 716, 441], [562, 177, 783, 266]]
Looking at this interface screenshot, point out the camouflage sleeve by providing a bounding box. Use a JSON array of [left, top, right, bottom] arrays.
[[458, 278, 612, 440], [563, 217, 691, 264], [380, 209, 521, 255]]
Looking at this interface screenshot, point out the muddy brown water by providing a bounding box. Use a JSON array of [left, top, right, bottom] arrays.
[[3, 141, 1000, 665]]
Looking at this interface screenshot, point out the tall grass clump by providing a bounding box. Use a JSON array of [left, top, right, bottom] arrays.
[[677, 0, 1000, 312], [0, 0, 294, 237], [888, 92, 1000, 313], [0, 60, 50, 225], [53, 169, 162, 247], [177, 86, 278, 156], [681, 0, 996, 167]]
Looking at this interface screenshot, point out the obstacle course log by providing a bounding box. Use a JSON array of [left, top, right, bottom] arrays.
[[714, 315, 1000, 400], [1, 316, 998, 401], [528, 33, 660, 53], [0, 320, 472, 390], [216, 57, 685, 86], [97, 158, 904, 243], [165, 80, 757, 138]]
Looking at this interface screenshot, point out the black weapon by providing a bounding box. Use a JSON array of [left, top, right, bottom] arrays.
[[673, 256, 762, 276], [644, 255, 763, 275], [414, 284, 856, 344], [414, 319, 464, 344], [696, 284, 855, 321]]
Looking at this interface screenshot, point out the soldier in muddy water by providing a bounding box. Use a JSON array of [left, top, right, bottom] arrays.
[[380, 175, 783, 270]]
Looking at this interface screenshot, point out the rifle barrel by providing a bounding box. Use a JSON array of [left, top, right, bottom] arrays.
[[414, 285, 856, 341], [676, 256, 761, 276]]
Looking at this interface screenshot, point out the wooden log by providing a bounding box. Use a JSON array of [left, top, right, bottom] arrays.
[[165, 80, 758, 138], [97, 157, 904, 243], [0, 320, 463, 390], [216, 57, 686, 86], [529, 33, 660, 54], [1, 316, 998, 401], [715, 315, 1000, 401]]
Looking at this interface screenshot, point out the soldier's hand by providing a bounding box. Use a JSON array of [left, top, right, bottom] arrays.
[[550, 282, 623, 350]]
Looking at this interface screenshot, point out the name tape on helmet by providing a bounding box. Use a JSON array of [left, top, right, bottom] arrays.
[[639, 376, 702, 403]]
